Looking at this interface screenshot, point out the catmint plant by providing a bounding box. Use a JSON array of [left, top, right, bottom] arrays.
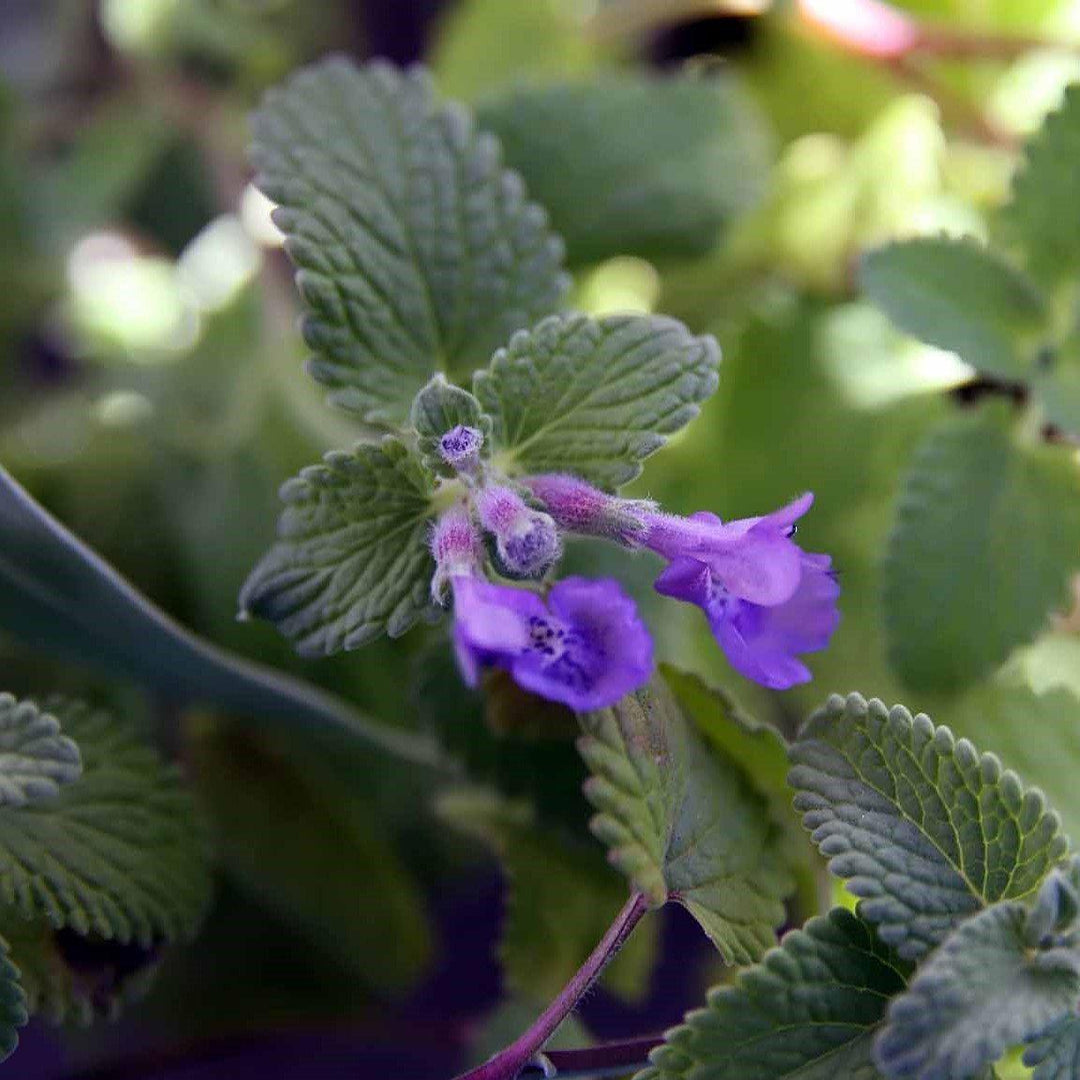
[[223, 46, 1080, 1080]]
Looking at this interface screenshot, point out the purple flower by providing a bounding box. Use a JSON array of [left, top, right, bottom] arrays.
[[475, 484, 561, 579], [450, 575, 653, 711], [439, 424, 484, 469], [649, 497, 840, 690]]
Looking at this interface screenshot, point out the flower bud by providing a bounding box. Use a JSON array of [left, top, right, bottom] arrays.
[[475, 484, 561, 579], [438, 424, 484, 474], [430, 503, 484, 603]]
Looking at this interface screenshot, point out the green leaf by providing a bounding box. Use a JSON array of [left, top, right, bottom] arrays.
[[875, 902, 1080, 1080], [477, 74, 771, 266], [0, 699, 212, 946], [789, 693, 1069, 960], [188, 720, 431, 994], [638, 908, 908, 1080], [859, 236, 1046, 382], [239, 438, 436, 656], [883, 403, 1080, 692], [0, 693, 81, 808], [578, 676, 790, 965], [0, 908, 160, 1026], [1000, 84, 1080, 289], [0, 935, 26, 1064], [0, 463, 439, 767], [1024, 1015, 1080, 1079], [660, 667, 820, 912], [250, 57, 569, 425], [409, 374, 492, 475], [476, 313, 719, 490], [437, 788, 656, 1003]]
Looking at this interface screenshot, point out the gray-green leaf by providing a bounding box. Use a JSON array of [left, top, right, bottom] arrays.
[[0, 936, 26, 1064], [638, 908, 908, 1080], [875, 902, 1080, 1080], [0, 700, 212, 945], [250, 57, 569, 424], [477, 74, 771, 266], [789, 693, 1068, 960], [883, 403, 1080, 692], [578, 676, 790, 965], [239, 438, 436, 656], [477, 313, 719, 490], [0, 694, 81, 808], [1000, 84, 1080, 290], [859, 236, 1046, 382], [1024, 1015, 1080, 1080]]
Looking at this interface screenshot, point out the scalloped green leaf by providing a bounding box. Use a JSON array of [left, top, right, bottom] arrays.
[[875, 902, 1080, 1080], [638, 908, 908, 1080], [0, 699, 212, 946], [437, 788, 656, 1003], [477, 74, 770, 266], [789, 693, 1069, 960], [409, 374, 492, 476], [0, 935, 25, 1064], [578, 676, 790, 965], [250, 57, 569, 424], [883, 403, 1080, 692], [239, 438, 436, 656], [476, 313, 719, 490], [0, 694, 81, 808], [859, 236, 1046, 382], [0, 909, 160, 1026], [1024, 1015, 1080, 1079], [1000, 84, 1080, 289]]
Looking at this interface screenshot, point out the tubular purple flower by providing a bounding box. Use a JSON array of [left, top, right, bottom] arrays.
[[524, 473, 654, 547], [450, 576, 654, 711], [430, 503, 485, 603], [475, 483, 561, 579], [651, 498, 840, 690]]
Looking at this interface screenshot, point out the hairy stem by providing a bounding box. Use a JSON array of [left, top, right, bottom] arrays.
[[454, 893, 651, 1080]]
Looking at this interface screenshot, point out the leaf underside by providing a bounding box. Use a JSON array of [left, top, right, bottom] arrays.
[[578, 676, 790, 965], [239, 438, 436, 656], [639, 908, 908, 1080], [788, 692, 1068, 960], [250, 56, 569, 424], [0, 699, 212, 946], [1024, 1014, 1080, 1080], [476, 312, 719, 489]]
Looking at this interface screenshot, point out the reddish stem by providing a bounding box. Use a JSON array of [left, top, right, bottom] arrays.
[[453, 893, 651, 1080]]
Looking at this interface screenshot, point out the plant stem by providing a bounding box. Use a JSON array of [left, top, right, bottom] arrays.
[[453, 893, 651, 1080]]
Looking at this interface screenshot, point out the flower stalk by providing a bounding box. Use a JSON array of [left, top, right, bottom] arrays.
[[453, 893, 651, 1080]]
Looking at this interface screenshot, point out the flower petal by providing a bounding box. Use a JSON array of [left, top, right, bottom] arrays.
[[703, 534, 804, 606]]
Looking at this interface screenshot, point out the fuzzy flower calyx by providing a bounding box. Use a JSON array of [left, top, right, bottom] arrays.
[[475, 484, 561, 579]]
